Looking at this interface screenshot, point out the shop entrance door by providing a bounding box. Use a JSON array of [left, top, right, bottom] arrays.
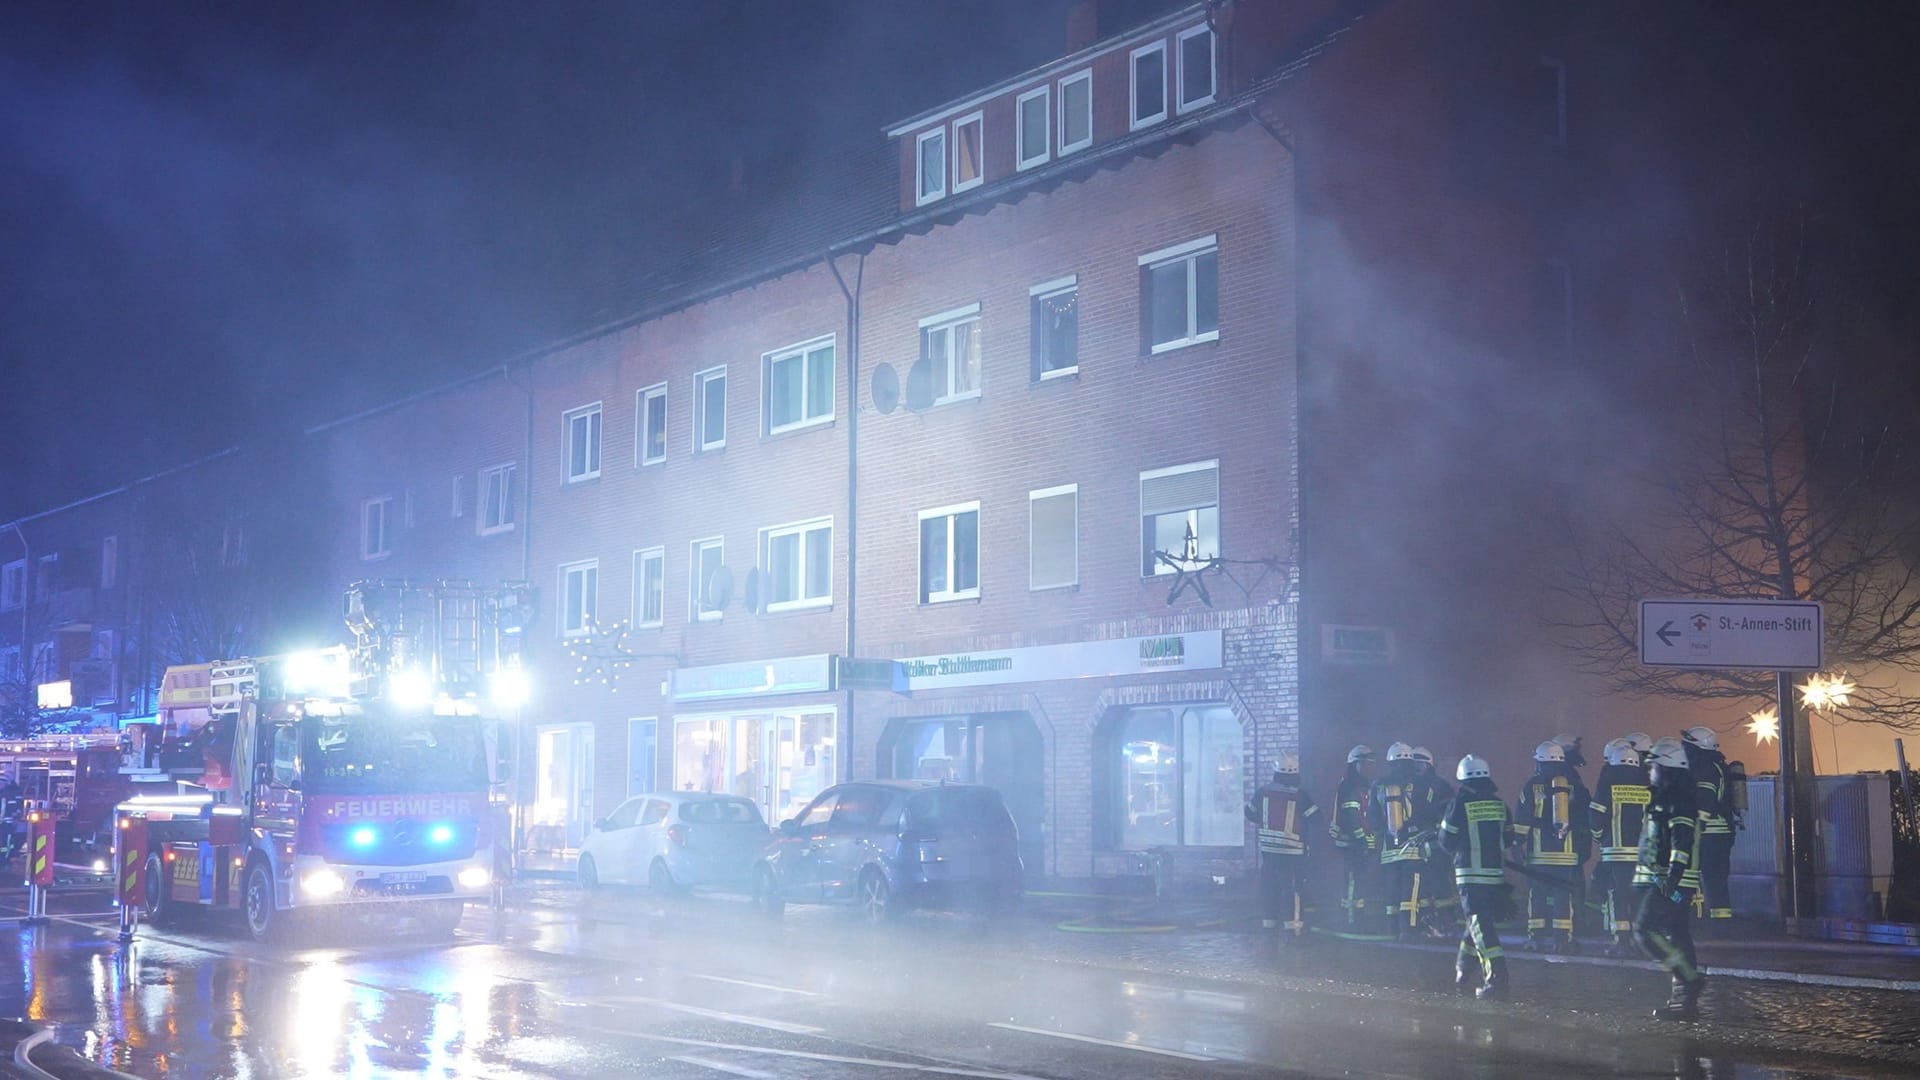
[[536, 724, 596, 850], [882, 712, 1043, 877]]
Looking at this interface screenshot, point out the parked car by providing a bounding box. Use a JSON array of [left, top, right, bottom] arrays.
[[577, 792, 769, 892], [751, 780, 1024, 921]]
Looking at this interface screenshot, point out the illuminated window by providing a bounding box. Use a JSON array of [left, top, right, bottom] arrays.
[[563, 403, 602, 483], [1140, 460, 1219, 576], [632, 547, 664, 628], [480, 464, 516, 534], [694, 367, 727, 453], [1029, 276, 1078, 379], [764, 338, 835, 434], [1130, 41, 1167, 129], [1029, 485, 1077, 591], [759, 518, 832, 611], [916, 128, 946, 205], [1058, 69, 1092, 154], [951, 111, 984, 193], [559, 559, 598, 637], [918, 503, 980, 604], [690, 537, 724, 622], [1101, 704, 1244, 849], [1140, 235, 1219, 353], [637, 383, 667, 465], [920, 304, 981, 405], [1176, 25, 1215, 113], [361, 497, 392, 561], [1016, 86, 1049, 170]]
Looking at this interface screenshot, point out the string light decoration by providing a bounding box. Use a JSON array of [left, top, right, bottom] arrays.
[[1745, 706, 1779, 745], [1154, 521, 1299, 608], [563, 619, 679, 691]]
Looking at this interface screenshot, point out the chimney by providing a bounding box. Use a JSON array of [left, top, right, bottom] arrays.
[[1065, 1, 1098, 52]]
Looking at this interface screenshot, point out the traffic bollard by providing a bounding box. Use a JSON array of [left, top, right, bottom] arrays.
[[25, 808, 56, 925], [114, 812, 147, 943]]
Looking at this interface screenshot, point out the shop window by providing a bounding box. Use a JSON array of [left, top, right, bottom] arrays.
[[1100, 704, 1244, 849], [1140, 460, 1219, 575], [675, 710, 837, 827]]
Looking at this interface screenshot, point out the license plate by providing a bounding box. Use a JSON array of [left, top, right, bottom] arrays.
[[380, 871, 426, 885]]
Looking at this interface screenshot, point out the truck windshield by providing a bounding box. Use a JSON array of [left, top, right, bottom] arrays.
[[301, 715, 488, 795]]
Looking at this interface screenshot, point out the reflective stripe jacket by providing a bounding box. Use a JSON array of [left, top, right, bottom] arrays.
[[1246, 782, 1318, 855], [1410, 773, 1452, 833], [1687, 746, 1732, 836], [1439, 780, 1509, 888], [1634, 774, 1699, 890], [1589, 764, 1651, 863], [1514, 766, 1589, 867], [1331, 770, 1375, 850], [1367, 765, 1421, 863]]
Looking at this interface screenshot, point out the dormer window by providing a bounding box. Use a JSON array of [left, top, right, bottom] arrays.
[[1059, 69, 1092, 155], [1016, 86, 1050, 171], [952, 112, 984, 193], [1130, 41, 1168, 130], [1177, 26, 1216, 113], [917, 128, 946, 205]]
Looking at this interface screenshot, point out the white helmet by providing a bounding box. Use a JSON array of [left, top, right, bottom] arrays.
[[1386, 742, 1415, 762], [1648, 737, 1689, 770], [1624, 732, 1653, 753], [1457, 754, 1491, 782], [1534, 740, 1565, 763], [1410, 746, 1434, 766], [1603, 738, 1641, 767], [1347, 744, 1375, 764], [1682, 726, 1719, 752], [1277, 750, 1300, 775]]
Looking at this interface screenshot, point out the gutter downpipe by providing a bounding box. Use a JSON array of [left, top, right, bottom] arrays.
[[829, 252, 866, 784], [504, 360, 537, 862]]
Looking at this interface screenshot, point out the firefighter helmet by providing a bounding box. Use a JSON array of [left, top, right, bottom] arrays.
[[1603, 738, 1641, 767], [1410, 746, 1434, 766], [1534, 740, 1565, 763], [1648, 737, 1689, 770], [1277, 750, 1300, 775], [1347, 744, 1375, 764], [1456, 754, 1491, 782], [1624, 732, 1653, 753], [1682, 725, 1719, 752], [1386, 742, 1415, 762]]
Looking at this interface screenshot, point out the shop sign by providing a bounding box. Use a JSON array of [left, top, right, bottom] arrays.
[[897, 630, 1224, 691], [834, 657, 908, 693], [669, 654, 835, 702]]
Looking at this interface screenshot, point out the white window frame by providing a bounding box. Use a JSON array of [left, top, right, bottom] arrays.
[[100, 536, 117, 590], [1030, 275, 1079, 380], [1140, 234, 1220, 354], [1058, 69, 1093, 156], [919, 303, 983, 406], [1028, 484, 1079, 591], [479, 463, 517, 535], [950, 110, 984, 194], [632, 546, 665, 629], [636, 382, 667, 467], [915, 127, 947, 206], [758, 517, 833, 613], [917, 501, 981, 605], [1175, 24, 1216, 114], [762, 336, 836, 435], [361, 497, 392, 561], [689, 537, 725, 623], [558, 559, 599, 638], [0, 560, 23, 610], [1129, 40, 1169, 131], [1016, 85, 1050, 171], [1140, 460, 1220, 577], [562, 402, 603, 483], [693, 366, 727, 453]]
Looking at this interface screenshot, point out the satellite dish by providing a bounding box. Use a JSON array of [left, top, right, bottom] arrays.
[[903, 356, 935, 412], [702, 565, 734, 612], [870, 363, 900, 415], [743, 567, 763, 614]]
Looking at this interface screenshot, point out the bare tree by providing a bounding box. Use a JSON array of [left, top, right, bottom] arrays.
[[1554, 205, 1920, 731]]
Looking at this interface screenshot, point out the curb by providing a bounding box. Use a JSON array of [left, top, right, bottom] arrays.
[[1377, 938, 1920, 993], [2, 1021, 139, 1080]]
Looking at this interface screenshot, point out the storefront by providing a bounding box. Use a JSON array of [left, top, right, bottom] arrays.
[[878, 711, 1044, 877], [531, 722, 595, 851], [666, 654, 839, 827]]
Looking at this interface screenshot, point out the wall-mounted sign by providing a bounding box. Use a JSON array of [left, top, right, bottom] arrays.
[[668, 654, 835, 703], [835, 657, 908, 693], [894, 630, 1224, 692], [36, 680, 73, 711]]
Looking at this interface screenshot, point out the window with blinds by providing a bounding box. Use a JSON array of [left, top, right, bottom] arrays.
[[1140, 461, 1219, 576], [1029, 485, 1078, 590]]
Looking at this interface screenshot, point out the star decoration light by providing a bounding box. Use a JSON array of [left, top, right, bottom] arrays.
[[1797, 672, 1857, 714], [564, 618, 639, 690], [1745, 707, 1779, 745]]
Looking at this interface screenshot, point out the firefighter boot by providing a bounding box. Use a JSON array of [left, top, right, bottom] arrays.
[[1475, 959, 1508, 1000], [1652, 975, 1706, 1021], [1455, 950, 1479, 995]]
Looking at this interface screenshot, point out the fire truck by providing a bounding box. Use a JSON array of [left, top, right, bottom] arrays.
[[115, 579, 530, 942]]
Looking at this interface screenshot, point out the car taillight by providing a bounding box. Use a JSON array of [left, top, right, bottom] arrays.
[[667, 824, 688, 847]]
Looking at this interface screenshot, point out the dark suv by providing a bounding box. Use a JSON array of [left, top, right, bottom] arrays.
[[751, 781, 1024, 921]]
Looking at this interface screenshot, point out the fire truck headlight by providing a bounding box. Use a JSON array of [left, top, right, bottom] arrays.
[[389, 669, 433, 709], [489, 668, 530, 710], [457, 866, 491, 890], [302, 870, 347, 898], [92, 859, 107, 873]]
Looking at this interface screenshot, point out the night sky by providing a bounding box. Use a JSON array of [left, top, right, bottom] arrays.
[[1, 0, 1915, 521]]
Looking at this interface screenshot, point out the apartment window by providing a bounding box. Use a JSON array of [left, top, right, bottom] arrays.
[[952, 111, 984, 193], [1059, 69, 1092, 155], [1016, 86, 1049, 170], [690, 537, 725, 622], [765, 338, 835, 434], [34, 555, 56, 601], [1130, 41, 1168, 130], [632, 547, 664, 628], [1140, 235, 1219, 353], [1176, 25, 1216, 113], [559, 560, 598, 637], [1539, 56, 1568, 143], [1030, 277, 1078, 379], [0, 560, 23, 610], [1141, 460, 1219, 575], [920, 304, 982, 404], [1029, 485, 1078, 591], [918, 503, 980, 604], [759, 518, 832, 612], [100, 536, 117, 590], [916, 128, 946, 205], [480, 463, 517, 534], [452, 475, 469, 519], [637, 383, 667, 465], [361, 497, 392, 561], [694, 367, 727, 452], [563, 403, 602, 483]]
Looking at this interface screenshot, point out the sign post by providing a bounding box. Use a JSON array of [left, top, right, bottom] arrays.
[[1638, 598, 1823, 920]]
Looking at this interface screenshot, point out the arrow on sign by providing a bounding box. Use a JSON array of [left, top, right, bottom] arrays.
[[1655, 620, 1681, 648]]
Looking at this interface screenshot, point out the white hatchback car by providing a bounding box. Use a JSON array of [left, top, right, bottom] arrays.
[[577, 792, 770, 892]]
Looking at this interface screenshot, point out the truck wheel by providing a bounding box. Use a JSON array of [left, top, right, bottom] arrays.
[[143, 852, 179, 928], [244, 860, 284, 944]]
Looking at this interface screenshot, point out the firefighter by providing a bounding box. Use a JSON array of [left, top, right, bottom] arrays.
[[1513, 739, 1589, 952], [1329, 744, 1378, 927], [1624, 731, 1653, 757], [1409, 746, 1457, 933], [1636, 736, 1707, 1019], [1367, 742, 1421, 938], [1245, 752, 1318, 938], [1683, 726, 1735, 932], [1439, 754, 1511, 999], [1590, 738, 1651, 955]]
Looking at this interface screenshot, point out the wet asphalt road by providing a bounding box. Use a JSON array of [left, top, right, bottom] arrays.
[[2, 882, 1919, 1079]]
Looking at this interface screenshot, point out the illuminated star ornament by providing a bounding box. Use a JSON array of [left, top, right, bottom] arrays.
[[565, 619, 639, 690], [1797, 672, 1857, 713], [1745, 707, 1779, 745]]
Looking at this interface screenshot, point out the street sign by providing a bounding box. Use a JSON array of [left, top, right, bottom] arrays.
[[1638, 598, 1823, 671]]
